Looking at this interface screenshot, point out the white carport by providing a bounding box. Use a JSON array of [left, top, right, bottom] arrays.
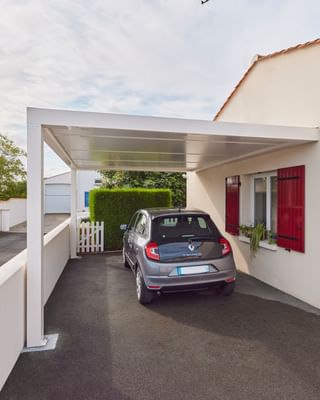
[[27, 107, 318, 348]]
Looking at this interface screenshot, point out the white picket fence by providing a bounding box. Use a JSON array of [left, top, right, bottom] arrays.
[[77, 221, 104, 253]]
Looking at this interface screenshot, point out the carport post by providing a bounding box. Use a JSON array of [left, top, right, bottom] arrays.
[[70, 168, 77, 258], [27, 122, 46, 348]]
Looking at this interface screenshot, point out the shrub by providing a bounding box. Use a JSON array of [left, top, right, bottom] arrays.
[[89, 188, 172, 250]]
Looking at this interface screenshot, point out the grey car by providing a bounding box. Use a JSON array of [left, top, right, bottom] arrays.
[[121, 208, 236, 304]]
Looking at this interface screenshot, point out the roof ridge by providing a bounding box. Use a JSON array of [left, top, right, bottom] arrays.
[[214, 38, 320, 120], [259, 37, 320, 61]]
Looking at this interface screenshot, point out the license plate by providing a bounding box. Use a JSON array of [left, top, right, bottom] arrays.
[[177, 265, 210, 275]]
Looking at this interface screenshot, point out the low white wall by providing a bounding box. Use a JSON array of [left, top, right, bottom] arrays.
[[0, 250, 27, 391], [43, 218, 71, 304], [0, 218, 71, 391], [0, 198, 27, 229]]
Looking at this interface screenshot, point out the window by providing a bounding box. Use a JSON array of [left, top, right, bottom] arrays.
[[128, 212, 138, 231], [135, 213, 147, 235], [152, 214, 218, 243], [229, 165, 304, 253], [251, 172, 277, 232]]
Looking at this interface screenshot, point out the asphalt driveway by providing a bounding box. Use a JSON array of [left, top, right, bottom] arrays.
[[1, 253, 320, 400]]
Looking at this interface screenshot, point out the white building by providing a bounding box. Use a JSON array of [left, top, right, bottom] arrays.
[[44, 171, 101, 213]]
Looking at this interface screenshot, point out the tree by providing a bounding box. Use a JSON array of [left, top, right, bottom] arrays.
[[99, 171, 186, 207], [0, 134, 27, 200]]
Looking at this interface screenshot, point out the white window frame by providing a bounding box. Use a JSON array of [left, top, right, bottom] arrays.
[[250, 171, 277, 231]]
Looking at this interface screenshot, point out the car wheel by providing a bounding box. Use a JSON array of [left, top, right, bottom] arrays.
[[219, 281, 235, 296], [122, 249, 130, 268], [136, 267, 155, 305]]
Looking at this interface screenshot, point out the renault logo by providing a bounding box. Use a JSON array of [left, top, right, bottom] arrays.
[[188, 243, 195, 252]]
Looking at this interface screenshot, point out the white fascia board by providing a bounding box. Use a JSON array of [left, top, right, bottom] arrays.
[[76, 165, 187, 173], [27, 108, 319, 142], [195, 141, 307, 173]]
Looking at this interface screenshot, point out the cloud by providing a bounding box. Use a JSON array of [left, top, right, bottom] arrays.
[[0, 0, 320, 174]]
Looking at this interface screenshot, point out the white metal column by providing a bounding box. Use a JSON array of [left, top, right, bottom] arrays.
[[27, 122, 45, 348], [70, 168, 77, 258]]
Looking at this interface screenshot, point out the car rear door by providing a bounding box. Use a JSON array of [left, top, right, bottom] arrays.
[[151, 214, 223, 264]]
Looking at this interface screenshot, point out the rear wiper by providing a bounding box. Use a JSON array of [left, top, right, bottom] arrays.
[[180, 235, 216, 240]]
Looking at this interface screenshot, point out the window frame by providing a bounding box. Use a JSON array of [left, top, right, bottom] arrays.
[[250, 171, 277, 232]]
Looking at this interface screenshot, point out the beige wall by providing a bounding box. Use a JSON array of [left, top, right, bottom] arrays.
[[217, 45, 320, 127], [187, 141, 320, 309]]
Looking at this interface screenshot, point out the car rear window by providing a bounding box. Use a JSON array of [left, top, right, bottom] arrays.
[[151, 214, 219, 243]]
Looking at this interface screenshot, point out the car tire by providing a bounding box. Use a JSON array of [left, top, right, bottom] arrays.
[[219, 281, 235, 296], [136, 267, 156, 305], [123, 249, 130, 268]]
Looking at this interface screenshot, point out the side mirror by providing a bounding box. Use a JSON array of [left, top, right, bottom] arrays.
[[120, 224, 128, 231]]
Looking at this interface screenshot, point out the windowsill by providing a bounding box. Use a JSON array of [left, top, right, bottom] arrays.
[[238, 235, 277, 251]]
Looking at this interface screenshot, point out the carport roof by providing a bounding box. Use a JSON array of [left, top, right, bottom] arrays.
[[28, 108, 319, 172]]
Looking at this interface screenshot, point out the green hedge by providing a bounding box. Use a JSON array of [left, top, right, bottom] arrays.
[[89, 188, 172, 250]]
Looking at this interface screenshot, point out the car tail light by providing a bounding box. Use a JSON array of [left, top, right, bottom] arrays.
[[219, 237, 231, 256], [145, 242, 160, 261], [147, 285, 161, 289]]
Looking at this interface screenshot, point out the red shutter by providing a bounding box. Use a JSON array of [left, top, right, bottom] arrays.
[[225, 175, 240, 235], [277, 165, 305, 253]]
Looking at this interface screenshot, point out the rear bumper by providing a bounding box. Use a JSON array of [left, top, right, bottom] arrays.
[[158, 281, 234, 293], [140, 252, 236, 290], [144, 270, 236, 291]]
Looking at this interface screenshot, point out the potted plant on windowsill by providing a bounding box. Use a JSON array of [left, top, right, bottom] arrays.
[[249, 223, 266, 255], [239, 224, 253, 238]]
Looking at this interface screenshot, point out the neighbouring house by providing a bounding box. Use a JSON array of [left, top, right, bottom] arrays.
[[187, 38, 320, 308], [44, 171, 101, 213], [0, 198, 26, 231]]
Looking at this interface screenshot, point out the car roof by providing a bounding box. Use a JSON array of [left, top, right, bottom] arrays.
[[140, 208, 209, 219]]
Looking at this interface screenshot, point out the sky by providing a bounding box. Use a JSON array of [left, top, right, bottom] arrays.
[[1, 0, 320, 176]]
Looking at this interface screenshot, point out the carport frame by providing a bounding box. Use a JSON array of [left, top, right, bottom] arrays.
[[26, 107, 319, 348]]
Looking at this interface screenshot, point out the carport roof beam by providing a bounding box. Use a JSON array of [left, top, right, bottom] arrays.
[[27, 108, 319, 173]]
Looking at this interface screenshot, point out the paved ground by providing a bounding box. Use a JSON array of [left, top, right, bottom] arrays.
[[2, 253, 320, 400], [0, 214, 70, 266]]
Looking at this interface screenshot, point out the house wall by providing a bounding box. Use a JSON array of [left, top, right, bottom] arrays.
[[216, 44, 320, 127], [77, 171, 100, 210], [44, 171, 100, 213], [188, 44, 320, 308], [187, 142, 320, 308]]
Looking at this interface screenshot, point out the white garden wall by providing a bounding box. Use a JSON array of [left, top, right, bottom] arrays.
[[0, 198, 27, 230], [0, 251, 26, 392], [43, 218, 70, 304], [0, 219, 71, 391]]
